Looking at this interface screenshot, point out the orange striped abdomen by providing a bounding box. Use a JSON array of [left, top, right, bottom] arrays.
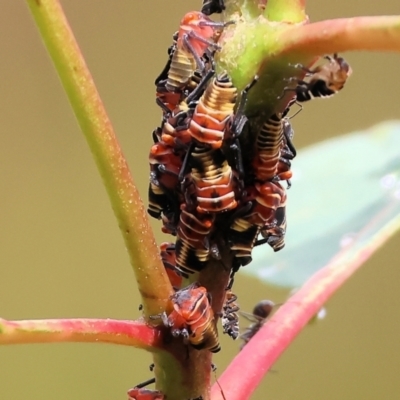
[[252, 113, 284, 182], [190, 146, 238, 213], [175, 206, 214, 275], [168, 282, 220, 353], [188, 73, 237, 148]]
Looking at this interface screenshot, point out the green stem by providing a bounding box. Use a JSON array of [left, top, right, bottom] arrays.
[[264, 0, 307, 22], [0, 318, 162, 350], [25, 0, 173, 317]]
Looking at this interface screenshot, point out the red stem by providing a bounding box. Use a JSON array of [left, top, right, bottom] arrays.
[[0, 318, 162, 350], [210, 215, 399, 400]]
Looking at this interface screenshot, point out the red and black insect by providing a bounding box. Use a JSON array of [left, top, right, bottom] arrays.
[[252, 112, 286, 182], [257, 189, 287, 252], [186, 146, 239, 214], [160, 242, 187, 289], [127, 388, 164, 400], [148, 139, 184, 234], [162, 282, 220, 353], [178, 74, 256, 215], [240, 299, 275, 350], [186, 72, 238, 149], [201, 0, 225, 15], [165, 12, 225, 94], [288, 53, 352, 102], [155, 33, 214, 116], [276, 119, 296, 188], [229, 181, 287, 263], [127, 377, 162, 400], [221, 290, 240, 340], [175, 205, 215, 275]]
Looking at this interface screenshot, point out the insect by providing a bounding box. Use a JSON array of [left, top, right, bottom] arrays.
[[201, 0, 225, 15], [221, 290, 240, 340], [258, 190, 287, 252], [127, 388, 164, 400], [165, 12, 226, 94], [252, 112, 286, 182], [240, 299, 275, 350], [276, 119, 296, 188], [186, 72, 238, 149], [229, 181, 287, 266], [127, 378, 163, 400], [175, 205, 215, 275], [155, 33, 214, 115], [287, 53, 352, 102], [160, 242, 187, 289], [147, 139, 183, 234], [186, 146, 239, 214], [162, 282, 220, 353]]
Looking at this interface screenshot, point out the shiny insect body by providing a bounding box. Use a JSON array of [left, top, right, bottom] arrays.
[[166, 12, 225, 93], [147, 138, 184, 233], [178, 74, 256, 215], [257, 192, 287, 252], [276, 119, 296, 187], [228, 216, 261, 268], [164, 282, 220, 353], [201, 0, 225, 15], [252, 112, 285, 182], [175, 205, 215, 275], [186, 72, 238, 149], [240, 299, 275, 349], [228, 181, 287, 265], [292, 53, 352, 102], [221, 290, 240, 340], [160, 242, 186, 289], [187, 146, 238, 214], [127, 388, 164, 400]]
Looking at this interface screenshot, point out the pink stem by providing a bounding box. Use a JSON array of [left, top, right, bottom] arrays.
[[279, 16, 400, 55], [211, 215, 400, 400], [0, 318, 162, 350]]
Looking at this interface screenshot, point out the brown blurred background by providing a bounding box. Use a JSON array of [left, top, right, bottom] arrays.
[[1, 1, 400, 399]]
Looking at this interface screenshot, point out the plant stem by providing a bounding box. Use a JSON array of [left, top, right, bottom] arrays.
[[0, 318, 162, 349], [25, 0, 173, 317], [279, 16, 400, 55], [264, 0, 307, 22], [210, 214, 400, 400]]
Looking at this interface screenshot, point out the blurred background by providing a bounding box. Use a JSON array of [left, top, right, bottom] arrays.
[[1, 1, 400, 399]]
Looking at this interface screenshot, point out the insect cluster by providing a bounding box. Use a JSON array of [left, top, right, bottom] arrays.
[[130, 0, 352, 397], [146, 0, 352, 364]]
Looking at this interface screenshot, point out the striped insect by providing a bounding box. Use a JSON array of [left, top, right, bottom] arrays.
[[162, 282, 220, 353], [160, 242, 187, 289], [228, 181, 287, 267], [257, 190, 287, 252], [155, 33, 213, 115], [252, 112, 286, 182], [228, 215, 261, 269], [147, 139, 184, 234], [276, 118, 296, 188], [175, 205, 215, 275], [185, 146, 239, 214], [221, 290, 240, 340], [165, 11, 226, 94], [240, 299, 275, 350], [286, 53, 352, 102], [252, 100, 296, 185], [201, 0, 225, 15], [185, 72, 238, 149]]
